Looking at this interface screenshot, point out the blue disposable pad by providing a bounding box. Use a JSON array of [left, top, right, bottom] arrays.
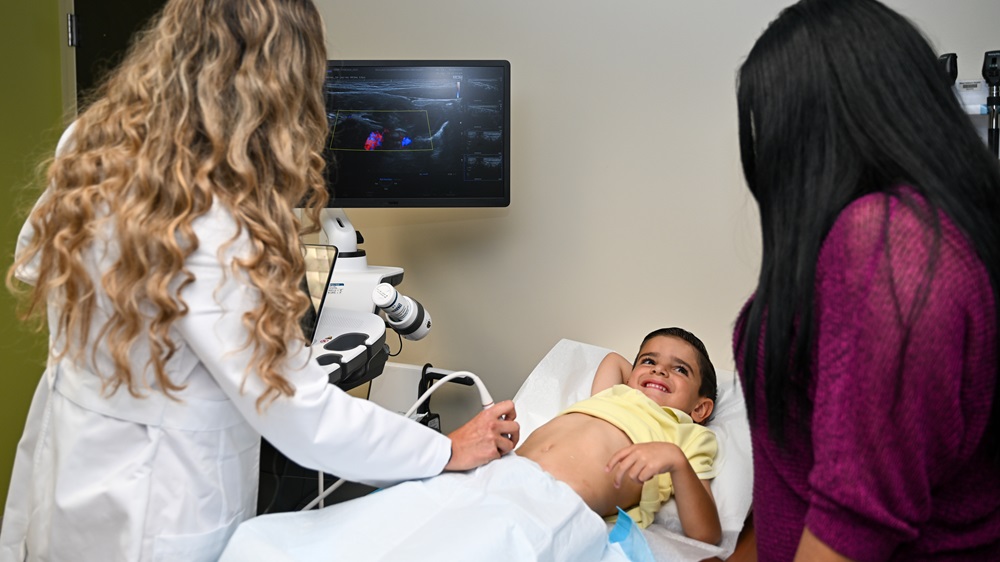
[[608, 507, 655, 562]]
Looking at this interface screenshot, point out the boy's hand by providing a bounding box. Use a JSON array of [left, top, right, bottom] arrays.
[[610, 442, 722, 545], [606, 442, 685, 488]]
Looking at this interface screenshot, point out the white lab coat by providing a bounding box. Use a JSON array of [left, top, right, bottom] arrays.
[[0, 125, 452, 562]]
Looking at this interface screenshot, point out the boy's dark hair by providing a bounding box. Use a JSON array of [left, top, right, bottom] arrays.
[[638, 327, 718, 407]]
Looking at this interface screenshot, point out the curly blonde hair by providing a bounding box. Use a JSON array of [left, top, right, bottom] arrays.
[[8, 0, 330, 409]]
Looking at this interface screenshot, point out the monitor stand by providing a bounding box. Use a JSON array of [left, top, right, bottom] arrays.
[[318, 208, 404, 313]]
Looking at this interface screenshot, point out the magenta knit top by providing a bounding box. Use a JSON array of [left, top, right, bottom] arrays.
[[735, 189, 1000, 561]]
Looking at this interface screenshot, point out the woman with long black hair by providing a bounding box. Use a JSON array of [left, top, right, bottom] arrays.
[[734, 0, 1000, 559]]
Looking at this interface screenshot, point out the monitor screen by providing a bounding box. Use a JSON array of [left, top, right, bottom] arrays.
[[322, 60, 510, 208]]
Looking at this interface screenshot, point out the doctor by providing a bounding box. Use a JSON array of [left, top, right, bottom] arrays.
[[0, 0, 518, 560]]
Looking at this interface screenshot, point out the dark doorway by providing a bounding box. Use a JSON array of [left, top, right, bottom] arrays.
[[72, 0, 167, 109]]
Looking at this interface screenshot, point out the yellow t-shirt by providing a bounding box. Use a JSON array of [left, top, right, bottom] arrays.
[[560, 384, 718, 528]]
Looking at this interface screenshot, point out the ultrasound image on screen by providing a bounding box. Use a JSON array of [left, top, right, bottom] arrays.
[[323, 62, 509, 207]]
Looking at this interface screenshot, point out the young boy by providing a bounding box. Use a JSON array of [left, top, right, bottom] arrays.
[[517, 327, 721, 544]]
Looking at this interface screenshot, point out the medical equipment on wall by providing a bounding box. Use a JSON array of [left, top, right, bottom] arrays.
[[945, 50, 999, 158], [301, 369, 496, 511], [983, 50, 1000, 157], [309, 59, 510, 385], [939, 53, 958, 86], [313, 60, 511, 309], [321, 60, 511, 209], [373, 283, 432, 341]]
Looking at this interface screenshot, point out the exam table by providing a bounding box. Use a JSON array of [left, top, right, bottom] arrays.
[[222, 339, 754, 561]]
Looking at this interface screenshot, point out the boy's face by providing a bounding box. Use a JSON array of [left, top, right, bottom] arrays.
[[625, 335, 714, 423]]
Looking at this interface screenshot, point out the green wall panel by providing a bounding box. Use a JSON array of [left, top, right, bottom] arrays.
[[0, 1, 64, 513]]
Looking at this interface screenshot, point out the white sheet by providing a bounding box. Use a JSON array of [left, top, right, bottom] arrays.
[[514, 339, 753, 561], [220, 454, 628, 562]]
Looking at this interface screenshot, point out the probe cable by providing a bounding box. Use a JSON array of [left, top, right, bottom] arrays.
[[301, 371, 495, 511]]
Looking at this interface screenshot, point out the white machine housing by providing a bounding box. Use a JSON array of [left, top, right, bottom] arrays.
[[319, 208, 403, 313]]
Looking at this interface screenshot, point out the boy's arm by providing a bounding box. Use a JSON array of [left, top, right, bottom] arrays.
[[606, 442, 722, 545], [671, 454, 722, 545], [590, 352, 632, 395]]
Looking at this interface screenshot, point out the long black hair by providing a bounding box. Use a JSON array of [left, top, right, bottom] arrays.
[[735, 0, 1000, 453]]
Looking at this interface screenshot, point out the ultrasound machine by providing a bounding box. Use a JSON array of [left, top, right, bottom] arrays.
[[258, 60, 511, 514]]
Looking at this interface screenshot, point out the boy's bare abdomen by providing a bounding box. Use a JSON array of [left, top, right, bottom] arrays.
[[516, 413, 643, 517]]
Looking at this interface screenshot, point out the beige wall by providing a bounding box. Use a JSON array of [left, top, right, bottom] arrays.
[[315, 0, 1000, 429]]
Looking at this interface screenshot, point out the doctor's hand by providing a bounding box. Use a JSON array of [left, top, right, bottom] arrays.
[[443, 400, 519, 471]]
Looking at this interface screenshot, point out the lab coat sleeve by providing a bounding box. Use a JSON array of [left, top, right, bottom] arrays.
[[14, 200, 43, 286], [13, 122, 78, 286], [173, 205, 452, 487]]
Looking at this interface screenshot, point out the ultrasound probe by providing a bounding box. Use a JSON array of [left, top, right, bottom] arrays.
[[983, 50, 1000, 157]]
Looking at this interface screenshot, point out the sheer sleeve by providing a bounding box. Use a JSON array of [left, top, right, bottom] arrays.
[[804, 190, 996, 560]]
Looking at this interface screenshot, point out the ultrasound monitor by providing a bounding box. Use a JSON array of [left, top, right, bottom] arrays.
[[322, 60, 510, 208]]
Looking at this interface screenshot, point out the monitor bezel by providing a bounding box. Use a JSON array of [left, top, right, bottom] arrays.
[[322, 59, 511, 208]]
